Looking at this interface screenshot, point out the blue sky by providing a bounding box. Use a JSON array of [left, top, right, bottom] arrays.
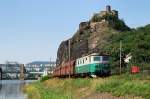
[[0, 0, 150, 64]]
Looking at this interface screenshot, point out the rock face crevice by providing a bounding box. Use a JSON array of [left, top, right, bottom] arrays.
[[56, 5, 130, 66]]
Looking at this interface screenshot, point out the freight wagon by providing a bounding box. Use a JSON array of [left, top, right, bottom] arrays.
[[53, 53, 110, 77]]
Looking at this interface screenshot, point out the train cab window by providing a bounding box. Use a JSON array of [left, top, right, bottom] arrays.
[[89, 57, 91, 62], [102, 56, 109, 61], [93, 56, 100, 61], [80, 60, 82, 64]]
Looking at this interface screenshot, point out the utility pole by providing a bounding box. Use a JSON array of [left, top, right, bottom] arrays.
[[120, 41, 122, 75], [68, 39, 71, 78]]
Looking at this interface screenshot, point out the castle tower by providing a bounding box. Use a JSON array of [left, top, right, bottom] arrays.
[[106, 5, 111, 13]]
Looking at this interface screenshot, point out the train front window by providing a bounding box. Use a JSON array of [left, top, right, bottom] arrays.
[[93, 56, 100, 61], [103, 56, 109, 61]]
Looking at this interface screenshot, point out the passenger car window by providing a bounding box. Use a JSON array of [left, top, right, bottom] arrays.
[[103, 56, 109, 61], [94, 56, 100, 61]]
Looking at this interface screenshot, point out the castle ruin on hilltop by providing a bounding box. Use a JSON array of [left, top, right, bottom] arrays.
[[98, 5, 118, 18], [56, 5, 129, 66], [79, 5, 118, 31]]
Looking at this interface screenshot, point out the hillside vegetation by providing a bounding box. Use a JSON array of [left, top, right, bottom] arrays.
[[104, 24, 150, 72]]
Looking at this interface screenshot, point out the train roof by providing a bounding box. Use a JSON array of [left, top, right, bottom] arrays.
[[76, 53, 109, 60]]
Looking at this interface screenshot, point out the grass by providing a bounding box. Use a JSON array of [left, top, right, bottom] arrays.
[[96, 74, 150, 99], [23, 74, 150, 99], [96, 78, 150, 99]]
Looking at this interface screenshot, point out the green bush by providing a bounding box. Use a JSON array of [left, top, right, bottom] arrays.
[[40, 75, 50, 82]]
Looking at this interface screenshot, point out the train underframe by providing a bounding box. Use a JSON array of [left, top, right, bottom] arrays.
[[54, 70, 111, 78]]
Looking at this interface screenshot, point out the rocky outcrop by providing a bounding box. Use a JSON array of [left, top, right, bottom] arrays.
[[56, 6, 130, 66]]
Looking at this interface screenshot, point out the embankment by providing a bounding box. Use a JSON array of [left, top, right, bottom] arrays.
[[24, 74, 150, 99]]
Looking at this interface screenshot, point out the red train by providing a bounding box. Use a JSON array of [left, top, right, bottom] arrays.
[[53, 60, 75, 77]]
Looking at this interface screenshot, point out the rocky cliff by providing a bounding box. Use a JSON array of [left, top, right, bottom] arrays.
[[56, 5, 130, 66]]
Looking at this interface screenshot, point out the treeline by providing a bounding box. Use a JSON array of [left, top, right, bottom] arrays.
[[104, 24, 150, 70]]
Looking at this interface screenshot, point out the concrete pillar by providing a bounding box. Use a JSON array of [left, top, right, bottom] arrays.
[[0, 72, 1, 80], [20, 64, 25, 80]]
